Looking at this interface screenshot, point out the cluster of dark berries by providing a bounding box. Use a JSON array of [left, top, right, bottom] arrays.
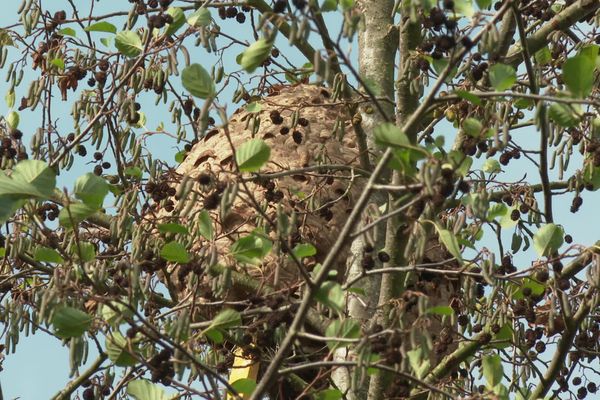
[[583, 140, 600, 168], [45, 10, 67, 31], [318, 205, 333, 221], [140, 250, 167, 273], [497, 255, 517, 274], [471, 61, 488, 81], [523, 327, 544, 349], [438, 167, 457, 198], [145, 180, 177, 203], [60, 65, 88, 96], [571, 195, 583, 213], [126, 102, 143, 125], [269, 110, 284, 125], [0, 137, 19, 160], [460, 135, 489, 156], [149, 348, 175, 385], [37, 202, 60, 222], [292, 130, 303, 144], [93, 151, 112, 175], [498, 147, 521, 166], [263, 185, 284, 204], [91, 59, 110, 87], [272, 0, 288, 13], [147, 12, 174, 29], [182, 98, 194, 116], [217, 6, 249, 23], [512, 298, 537, 323]]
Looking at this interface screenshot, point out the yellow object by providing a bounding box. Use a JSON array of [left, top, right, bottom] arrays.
[[227, 347, 260, 399]]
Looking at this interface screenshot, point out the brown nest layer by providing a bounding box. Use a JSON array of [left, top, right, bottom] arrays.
[[154, 84, 366, 292]]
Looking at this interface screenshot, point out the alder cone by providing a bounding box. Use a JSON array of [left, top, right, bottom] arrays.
[[156, 84, 365, 292]]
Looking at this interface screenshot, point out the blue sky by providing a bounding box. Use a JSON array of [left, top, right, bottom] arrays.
[[0, 1, 598, 398]]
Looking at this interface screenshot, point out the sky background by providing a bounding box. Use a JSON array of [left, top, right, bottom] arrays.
[[0, 0, 598, 399]]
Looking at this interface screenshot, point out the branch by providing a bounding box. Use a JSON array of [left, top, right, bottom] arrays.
[[51, 353, 108, 400], [505, 0, 600, 68], [512, 3, 553, 223], [529, 298, 591, 399]]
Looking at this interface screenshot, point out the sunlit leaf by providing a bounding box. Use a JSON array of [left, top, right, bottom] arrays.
[[236, 139, 271, 172], [115, 30, 143, 57], [52, 306, 92, 338]]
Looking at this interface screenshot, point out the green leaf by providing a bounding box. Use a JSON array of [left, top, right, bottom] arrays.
[[512, 277, 546, 300], [231, 233, 272, 264], [50, 58, 65, 70], [100, 37, 113, 47], [202, 309, 241, 343], [454, 90, 481, 106], [534, 47, 552, 65], [0, 29, 15, 47], [499, 206, 518, 229], [181, 63, 215, 99], [487, 203, 507, 222], [0, 160, 56, 199], [325, 319, 360, 350], [175, 150, 186, 163], [85, 21, 117, 34], [0, 196, 25, 225], [71, 242, 97, 263], [374, 123, 410, 148], [489, 64, 516, 91], [511, 232, 522, 253], [533, 223, 564, 257], [315, 389, 343, 400], [5, 89, 15, 108], [52, 306, 93, 338], [315, 281, 344, 313], [240, 39, 273, 73], [236, 139, 271, 172], [562, 54, 595, 98], [454, 0, 474, 17], [462, 118, 483, 137], [246, 102, 262, 113], [160, 241, 191, 263], [115, 30, 143, 57], [434, 225, 463, 263], [230, 378, 257, 396], [164, 7, 186, 35], [157, 223, 189, 235], [548, 103, 580, 127], [101, 300, 134, 327], [187, 8, 212, 27], [198, 210, 214, 240], [482, 354, 503, 388], [407, 348, 430, 379], [491, 323, 513, 349], [426, 305, 454, 316], [106, 332, 137, 366], [124, 166, 143, 179], [34, 247, 64, 263], [340, 0, 355, 10], [127, 380, 171, 400], [74, 173, 109, 209], [483, 158, 501, 174], [321, 0, 338, 11], [58, 27, 76, 37], [6, 111, 19, 130], [292, 243, 317, 259], [59, 202, 97, 228], [431, 58, 458, 81]]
